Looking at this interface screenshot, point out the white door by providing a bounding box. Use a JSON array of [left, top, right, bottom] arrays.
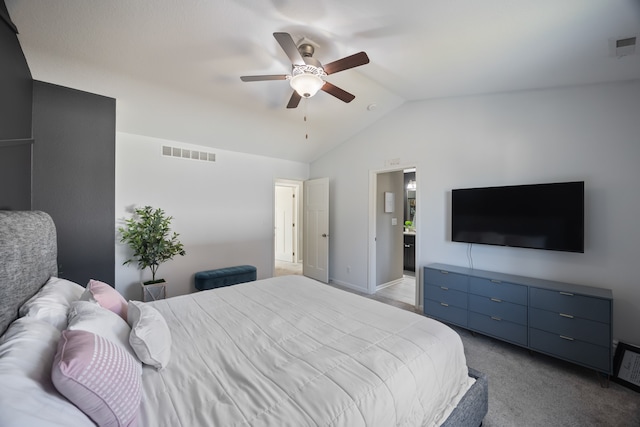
[[303, 178, 329, 283], [274, 185, 294, 262]]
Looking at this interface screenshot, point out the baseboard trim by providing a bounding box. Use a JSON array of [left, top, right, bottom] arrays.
[[329, 279, 370, 294], [376, 277, 403, 292]]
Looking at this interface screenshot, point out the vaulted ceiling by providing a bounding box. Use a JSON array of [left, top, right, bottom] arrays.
[[6, 0, 640, 163]]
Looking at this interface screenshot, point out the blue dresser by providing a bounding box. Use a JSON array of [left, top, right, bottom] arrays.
[[424, 263, 613, 375]]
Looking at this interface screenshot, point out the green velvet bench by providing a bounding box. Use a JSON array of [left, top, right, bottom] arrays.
[[194, 265, 257, 291]]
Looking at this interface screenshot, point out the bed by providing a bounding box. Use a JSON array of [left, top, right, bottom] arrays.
[[0, 210, 487, 426]]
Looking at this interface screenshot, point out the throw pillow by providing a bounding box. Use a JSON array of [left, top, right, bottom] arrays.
[[81, 279, 128, 321], [51, 329, 142, 427], [127, 301, 172, 370]]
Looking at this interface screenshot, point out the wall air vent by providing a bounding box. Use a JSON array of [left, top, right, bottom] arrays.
[[161, 145, 215, 162], [610, 35, 637, 57]]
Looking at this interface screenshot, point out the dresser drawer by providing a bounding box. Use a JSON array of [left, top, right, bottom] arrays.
[[424, 299, 467, 327], [529, 328, 611, 373], [529, 288, 610, 323], [468, 312, 527, 346], [529, 307, 610, 347], [424, 268, 468, 292], [424, 284, 467, 309], [469, 294, 527, 325], [469, 276, 527, 305]]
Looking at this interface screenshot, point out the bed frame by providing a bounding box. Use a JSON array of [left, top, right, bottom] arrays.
[[0, 210, 488, 426]]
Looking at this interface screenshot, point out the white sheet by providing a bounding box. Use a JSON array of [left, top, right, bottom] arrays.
[[140, 275, 473, 426]]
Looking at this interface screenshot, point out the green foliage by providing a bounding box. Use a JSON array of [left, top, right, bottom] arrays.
[[404, 220, 413, 227], [119, 206, 185, 282]]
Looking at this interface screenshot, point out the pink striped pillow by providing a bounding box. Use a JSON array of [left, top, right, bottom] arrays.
[[52, 329, 142, 427]]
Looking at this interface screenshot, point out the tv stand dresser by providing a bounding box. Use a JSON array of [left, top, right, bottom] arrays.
[[424, 263, 613, 378]]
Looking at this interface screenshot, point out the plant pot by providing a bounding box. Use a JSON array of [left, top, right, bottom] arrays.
[[141, 279, 166, 302]]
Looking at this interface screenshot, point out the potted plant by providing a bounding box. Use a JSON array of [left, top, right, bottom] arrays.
[[119, 206, 186, 290]]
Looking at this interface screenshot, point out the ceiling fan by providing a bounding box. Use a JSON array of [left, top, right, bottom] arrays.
[[240, 32, 369, 109]]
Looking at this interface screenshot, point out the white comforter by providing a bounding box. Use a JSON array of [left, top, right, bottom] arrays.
[[141, 275, 472, 427]]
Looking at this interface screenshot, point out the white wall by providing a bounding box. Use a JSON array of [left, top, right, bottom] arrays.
[[376, 171, 404, 286], [116, 132, 309, 301], [311, 80, 640, 346]]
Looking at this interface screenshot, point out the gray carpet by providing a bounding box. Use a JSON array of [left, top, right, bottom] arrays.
[[455, 326, 640, 427]]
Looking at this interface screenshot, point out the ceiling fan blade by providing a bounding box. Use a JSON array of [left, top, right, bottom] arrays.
[[321, 81, 355, 103], [323, 51, 370, 75], [273, 32, 306, 66], [286, 91, 302, 109], [240, 75, 288, 82]]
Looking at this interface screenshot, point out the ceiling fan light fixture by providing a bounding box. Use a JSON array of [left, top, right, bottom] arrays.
[[289, 73, 324, 98]]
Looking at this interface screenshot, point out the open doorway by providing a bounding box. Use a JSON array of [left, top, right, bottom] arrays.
[[368, 167, 419, 308], [274, 179, 303, 276]]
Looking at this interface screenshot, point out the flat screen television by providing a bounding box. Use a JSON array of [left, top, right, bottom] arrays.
[[451, 181, 584, 253]]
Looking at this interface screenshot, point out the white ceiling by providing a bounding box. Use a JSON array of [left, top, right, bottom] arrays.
[[6, 0, 640, 163]]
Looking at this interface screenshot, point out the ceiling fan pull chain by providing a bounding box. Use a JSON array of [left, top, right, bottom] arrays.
[[304, 99, 309, 140]]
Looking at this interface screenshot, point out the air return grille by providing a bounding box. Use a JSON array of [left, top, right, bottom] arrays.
[[610, 35, 637, 57], [161, 145, 215, 162]]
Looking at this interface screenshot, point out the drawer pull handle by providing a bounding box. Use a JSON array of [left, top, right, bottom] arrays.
[[560, 291, 574, 296], [490, 298, 502, 303], [560, 335, 575, 341], [440, 286, 449, 291], [440, 302, 449, 307], [559, 313, 574, 319], [491, 279, 502, 284], [440, 270, 449, 274], [491, 316, 502, 321]]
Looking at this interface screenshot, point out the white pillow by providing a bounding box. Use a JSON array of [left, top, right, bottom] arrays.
[[0, 318, 94, 427], [19, 277, 85, 330], [67, 301, 139, 361], [127, 301, 172, 370]]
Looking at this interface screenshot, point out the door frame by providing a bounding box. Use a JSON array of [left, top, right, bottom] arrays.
[[274, 185, 295, 263], [368, 165, 421, 308], [273, 179, 303, 275]]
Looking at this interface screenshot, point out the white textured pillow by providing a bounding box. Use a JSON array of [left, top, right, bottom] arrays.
[[0, 318, 94, 427], [19, 277, 85, 330], [67, 300, 139, 361], [127, 301, 172, 370]]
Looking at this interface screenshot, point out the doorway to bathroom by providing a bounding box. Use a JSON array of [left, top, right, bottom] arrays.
[[368, 167, 418, 308]]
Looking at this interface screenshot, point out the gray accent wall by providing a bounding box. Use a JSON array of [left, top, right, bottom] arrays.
[[0, 2, 31, 140], [0, 141, 31, 210], [32, 81, 116, 286], [0, 1, 33, 210]]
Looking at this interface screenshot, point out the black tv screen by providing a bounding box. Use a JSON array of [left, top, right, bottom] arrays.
[[451, 181, 584, 253]]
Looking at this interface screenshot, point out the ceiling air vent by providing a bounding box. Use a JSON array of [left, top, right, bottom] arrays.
[[161, 145, 215, 162], [610, 35, 637, 57]]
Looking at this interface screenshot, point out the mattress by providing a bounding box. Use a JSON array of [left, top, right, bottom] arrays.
[[140, 275, 473, 426]]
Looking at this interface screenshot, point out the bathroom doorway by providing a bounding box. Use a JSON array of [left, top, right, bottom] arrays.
[[368, 167, 418, 308]]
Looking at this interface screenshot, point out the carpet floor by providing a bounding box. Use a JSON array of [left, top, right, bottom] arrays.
[[456, 326, 640, 426]]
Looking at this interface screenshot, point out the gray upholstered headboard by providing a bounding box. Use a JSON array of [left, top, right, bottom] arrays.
[[0, 211, 58, 335]]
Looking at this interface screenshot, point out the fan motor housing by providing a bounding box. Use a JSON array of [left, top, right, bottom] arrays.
[[298, 43, 315, 57]]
